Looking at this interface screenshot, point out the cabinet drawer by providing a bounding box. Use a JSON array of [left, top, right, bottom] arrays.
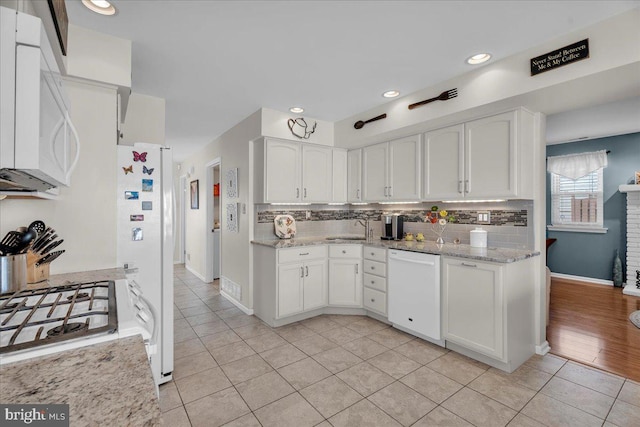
[[363, 287, 386, 315], [278, 246, 326, 263], [329, 244, 362, 259], [364, 259, 386, 277], [364, 246, 386, 262], [364, 273, 386, 292]]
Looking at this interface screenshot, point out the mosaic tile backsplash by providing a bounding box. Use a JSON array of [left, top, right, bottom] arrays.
[[255, 202, 534, 250]]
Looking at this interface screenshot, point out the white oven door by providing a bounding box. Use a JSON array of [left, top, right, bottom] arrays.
[[14, 44, 79, 187]]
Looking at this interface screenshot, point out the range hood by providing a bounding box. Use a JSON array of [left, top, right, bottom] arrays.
[[0, 169, 58, 194]]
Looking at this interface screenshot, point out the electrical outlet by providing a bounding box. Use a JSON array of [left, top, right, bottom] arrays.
[[306, 210, 311, 220], [477, 211, 491, 224], [187, 253, 191, 261]]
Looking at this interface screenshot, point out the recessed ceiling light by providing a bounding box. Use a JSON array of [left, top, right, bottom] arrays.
[[382, 90, 400, 98], [289, 107, 304, 114], [82, 0, 117, 16], [466, 53, 492, 65]]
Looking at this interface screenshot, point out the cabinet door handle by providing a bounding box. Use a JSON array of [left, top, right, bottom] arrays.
[[458, 180, 463, 194], [342, 250, 347, 254], [296, 188, 300, 198], [299, 252, 309, 256], [464, 180, 469, 193], [388, 186, 392, 197], [461, 262, 477, 268], [356, 189, 360, 199], [370, 298, 375, 302], [371, 252, 375, 256], [300, 267, 304, 277], [305, 266, 309, 277], [355, 264, 359, 274], [371, 280, 375, 284], [370, 266, 375, 270], [304, 188, 307, 198]]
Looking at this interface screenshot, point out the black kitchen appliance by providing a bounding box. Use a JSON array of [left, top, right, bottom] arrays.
[[381, 213, 403, 240]]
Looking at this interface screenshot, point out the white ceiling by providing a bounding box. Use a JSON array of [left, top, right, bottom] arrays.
[[65, 0, 640, 161]]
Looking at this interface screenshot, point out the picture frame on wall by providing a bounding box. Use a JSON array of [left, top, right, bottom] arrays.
[[636, 171, 640, 185], [190, 180, 199, 209], [226, 168, 238, 198]]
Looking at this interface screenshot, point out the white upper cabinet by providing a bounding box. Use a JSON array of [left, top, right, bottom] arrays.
[[258, 138, 343, 203], [332, 149, 348, 203], [302, 144, 333, 202], [362, 142, 388, 201], [389, 135, 421, 201], [423, 124, 464, 199], [465, 111, 517, 198], [264, 139, 301, 203], [347, 149, 362, 202], [423, 109, 534, 200], [363, 136, 421, 202]]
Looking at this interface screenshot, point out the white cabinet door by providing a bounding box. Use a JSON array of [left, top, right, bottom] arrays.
[[328, 259, 363, 307], [347, 149, 362, 202], [332, 149, 348, 203], [277, 263, 304, 318], [442, 258, 504, 360], [302, 144, 332, 202], [465, 111, 517, 198], [303, 260, 328, 311], [362, 143, 388, 201], [389, 135, 421, 201], [423, 124, 464, 199], [265, 139, 301, 202]]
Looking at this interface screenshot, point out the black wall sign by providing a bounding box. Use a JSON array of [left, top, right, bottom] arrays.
[[530, 39, 589, 76]]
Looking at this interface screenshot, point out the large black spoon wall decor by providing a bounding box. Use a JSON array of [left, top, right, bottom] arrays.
[[354, 113, 387, 129]]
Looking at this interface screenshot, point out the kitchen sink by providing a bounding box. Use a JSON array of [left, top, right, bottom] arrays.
[[325, 236, 366, 241]]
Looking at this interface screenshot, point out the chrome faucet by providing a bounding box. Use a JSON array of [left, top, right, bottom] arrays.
[[355, 219, 371, 241]]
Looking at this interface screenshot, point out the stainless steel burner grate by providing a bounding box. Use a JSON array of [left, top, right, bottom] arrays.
[[0, 281, 118, 353]]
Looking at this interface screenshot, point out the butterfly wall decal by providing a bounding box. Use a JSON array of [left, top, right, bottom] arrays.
[[122, 165, 133, 174], [133, 151, 147, 162], [143, 165, 154, 175]]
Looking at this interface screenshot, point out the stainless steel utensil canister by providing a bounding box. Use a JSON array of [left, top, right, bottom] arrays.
[[0, 253, 27, 294]]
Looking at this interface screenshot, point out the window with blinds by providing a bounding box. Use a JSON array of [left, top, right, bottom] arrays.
[[550, 168, 604, 228]]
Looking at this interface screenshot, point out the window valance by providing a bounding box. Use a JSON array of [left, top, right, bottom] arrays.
[[547, 150, 608, 180]]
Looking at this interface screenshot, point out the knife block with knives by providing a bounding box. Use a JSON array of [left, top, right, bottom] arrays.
[[26, 227, 65, 284]]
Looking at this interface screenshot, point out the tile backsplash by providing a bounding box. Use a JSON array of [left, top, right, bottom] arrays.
[[255, 201, 534, 250]]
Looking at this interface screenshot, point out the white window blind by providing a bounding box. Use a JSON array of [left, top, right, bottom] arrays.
[[550, 169, 603, 227], [547, 150, 607, 232]]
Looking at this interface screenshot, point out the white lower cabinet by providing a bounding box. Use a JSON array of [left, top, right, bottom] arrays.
[[441, 256, 536, 371], [328, 245, 363, 307], [442, 258, 503, 359], [277, 259, 327, 318], [363, 246, 387, 315]]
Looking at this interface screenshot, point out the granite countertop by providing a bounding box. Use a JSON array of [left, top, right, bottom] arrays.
[[26, 268, 126, 290], [0, 336, 162, 426], [252, 237, 540, 263]]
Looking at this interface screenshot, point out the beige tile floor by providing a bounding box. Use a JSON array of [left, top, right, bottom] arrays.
[[161, 265, 640, 427]]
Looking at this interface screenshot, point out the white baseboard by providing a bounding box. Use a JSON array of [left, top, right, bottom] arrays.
[[220, 289, 254, 315], [536, 341, 550, 356], [185, 264, 206, 281], [550, 272, 613, 287]]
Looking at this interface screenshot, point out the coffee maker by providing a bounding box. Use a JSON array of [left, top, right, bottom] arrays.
[[381, 213, 403, 240]]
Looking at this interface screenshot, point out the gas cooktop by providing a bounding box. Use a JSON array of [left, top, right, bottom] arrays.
[[0, 281, 118, 354]]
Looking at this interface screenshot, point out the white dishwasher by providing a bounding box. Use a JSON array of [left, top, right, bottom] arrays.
[[388, 250, 444, 347]]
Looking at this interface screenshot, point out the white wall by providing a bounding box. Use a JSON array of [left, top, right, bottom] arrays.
[[120, 93, 166, 146], [261, 108, 334, 146], [0, 80, 118, 273], [66, 24, 132, 88], [546, 96, 640, 144], [333, 8, 640, 149], [180, 139, 222, 279]]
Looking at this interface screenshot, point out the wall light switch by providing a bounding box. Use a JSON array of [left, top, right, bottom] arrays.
[[477, 211, 491, 224], [242, 203, 246, 214]]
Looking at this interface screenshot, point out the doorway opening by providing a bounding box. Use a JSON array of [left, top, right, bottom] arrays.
[[205, 158, 221, 282]]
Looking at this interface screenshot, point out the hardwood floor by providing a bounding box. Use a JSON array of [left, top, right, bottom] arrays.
[[548, 277, 640, 382]]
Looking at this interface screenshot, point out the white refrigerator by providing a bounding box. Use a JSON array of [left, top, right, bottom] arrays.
[[117, 143, 174, 385]]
